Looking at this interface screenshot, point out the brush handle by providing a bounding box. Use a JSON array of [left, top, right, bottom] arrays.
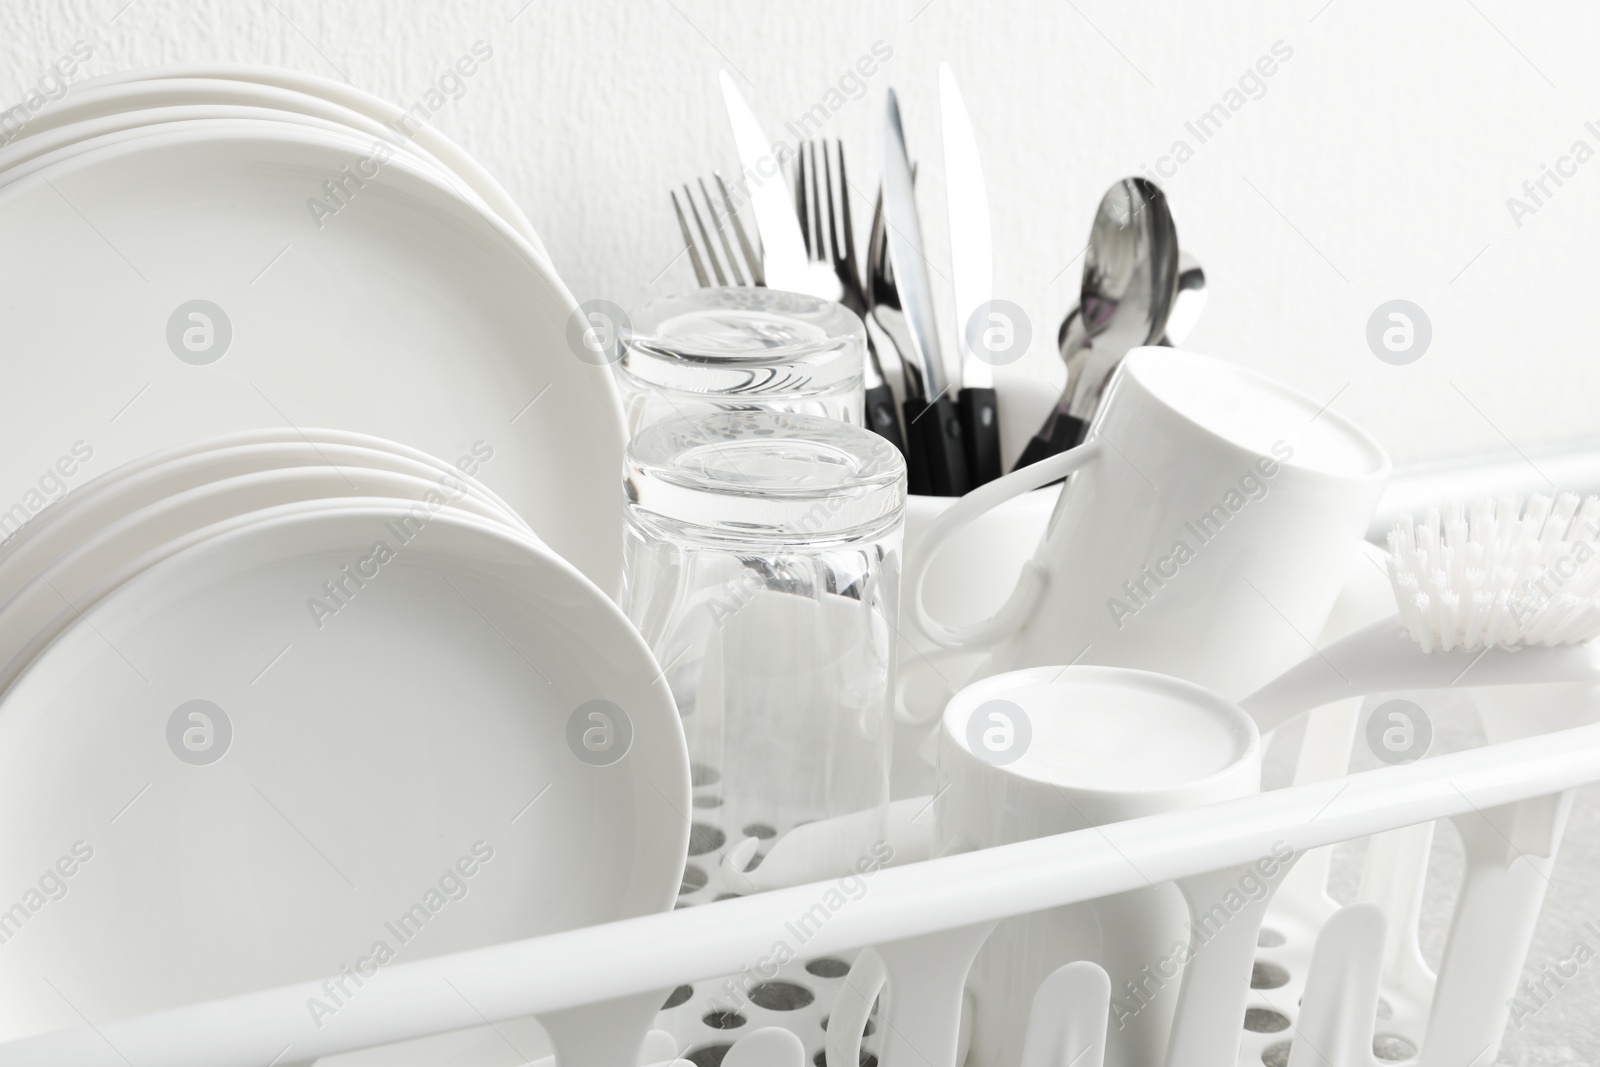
[[1240, 617, 1600, 733]]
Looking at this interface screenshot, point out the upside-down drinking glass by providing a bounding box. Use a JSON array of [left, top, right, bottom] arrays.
[[618, 288, 866, 438], [622, 411, 904, 897]]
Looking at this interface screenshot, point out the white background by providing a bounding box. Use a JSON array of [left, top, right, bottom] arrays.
[[6, 0, 1597, 470]]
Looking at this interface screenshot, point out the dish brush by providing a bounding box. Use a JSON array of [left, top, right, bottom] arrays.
[[1243, 494, 1600, 732], [1387, 494, 1600, 652]]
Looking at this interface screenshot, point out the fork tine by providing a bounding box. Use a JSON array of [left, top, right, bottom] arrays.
[[822, 140, 843, 270], [699, 177, 746, 286], [796, 146, 812, 257], [715, 172, 764, 287], [684, 183, 727, 286], [672, 189, 710, 288], [810, 142, 830, 265], [835, 141, 859, 280]]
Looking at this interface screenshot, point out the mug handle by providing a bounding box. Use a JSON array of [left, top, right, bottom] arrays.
[[906, 441, 1102, 651]]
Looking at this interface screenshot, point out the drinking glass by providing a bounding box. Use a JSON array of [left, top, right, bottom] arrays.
[[618, 288, 866, 438], [623, 411, 904, 895]]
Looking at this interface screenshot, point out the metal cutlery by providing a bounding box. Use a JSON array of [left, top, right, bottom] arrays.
[[867, 182, 917, 398], [797, 140, 905, 457], [939, 64, 1001, 488], [1158, 252, 1206, 346], [883, 88, 968, 497], [1014, 177, 1180, 471], [670, 174, 761, 288], [713, 71, 905, 455], [718, 71, 810, 293]]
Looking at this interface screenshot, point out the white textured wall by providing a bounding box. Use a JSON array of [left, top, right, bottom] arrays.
[[5, 0, 1599, 468]]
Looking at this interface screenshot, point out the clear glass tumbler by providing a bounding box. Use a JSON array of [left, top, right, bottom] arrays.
[[618, 288, 866, 438], [623, 411, 905, 898]]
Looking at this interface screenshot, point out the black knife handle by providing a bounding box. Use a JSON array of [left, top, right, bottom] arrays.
[[865, 383, 906, 460], [1012, 410, 1087, 472], [903, 398, 932, 496], [906, 394, 970, 497], [958, 386, 1002, 488]]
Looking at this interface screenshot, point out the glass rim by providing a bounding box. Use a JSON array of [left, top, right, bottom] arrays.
[[625, 411, 906, 545], [622, 287, 866, 368]]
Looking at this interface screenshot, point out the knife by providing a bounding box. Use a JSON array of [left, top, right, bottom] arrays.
[[718, 70, 810, 294], [939, 64, 1001, 488], [832, 144, 906, 458], [883, 88, 968, 498]]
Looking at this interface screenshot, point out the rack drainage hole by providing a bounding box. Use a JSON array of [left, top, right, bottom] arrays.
[[687, 1044, 732, 1067], [814, 1052, 877, 1067], [662, 985, 694, 1009], [688, 823, 726, 856], [743, 822, 778, 840], [680, 864, 708, 894], [806, 958, 852, 979], [691, 764, 721, 787], [1262, 1041, 1291, 1067], [1251, 961, 1290, 989], [1243, 1008, 1290, 1033], [748, 981, 815, 1011], [1373, 1034, 1417, 1061], [1257, 927, 1286, 948], [703, 1010, 746, 1030], [1375, 997, 1394, 1022]]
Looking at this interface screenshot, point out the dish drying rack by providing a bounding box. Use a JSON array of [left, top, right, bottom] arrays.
[[1, 710, 1593, 1067], [3, 442, 1598, 1067]]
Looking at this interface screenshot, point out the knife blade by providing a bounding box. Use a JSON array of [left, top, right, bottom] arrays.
[[884, 88, 968, 497], [939, 63, 1001, 487], [718, 70, 810, 294]]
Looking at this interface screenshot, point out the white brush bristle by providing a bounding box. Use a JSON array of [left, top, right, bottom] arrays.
[[1385, 493, 1600, 652]]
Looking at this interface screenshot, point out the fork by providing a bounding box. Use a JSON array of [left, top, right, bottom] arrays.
[[670, 173, 763, 288], [795, 140, 905, 457]]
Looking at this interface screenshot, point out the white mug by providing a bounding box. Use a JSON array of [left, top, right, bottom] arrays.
[[937, 665, 1262, 1067], [906, 347, 1392, 703]]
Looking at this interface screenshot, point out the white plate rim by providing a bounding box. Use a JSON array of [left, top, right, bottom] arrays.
[[0, 441, 530, 614], [68, 67, 547, 259]]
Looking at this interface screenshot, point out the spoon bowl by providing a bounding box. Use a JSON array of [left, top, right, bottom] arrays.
[[1014, 178, 1180, 471]]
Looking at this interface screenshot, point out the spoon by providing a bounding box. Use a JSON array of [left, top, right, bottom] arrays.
[[1054, 253, 1202, 351], [1013, 178, 1179, 470], [1157, 252, 1207, 347]]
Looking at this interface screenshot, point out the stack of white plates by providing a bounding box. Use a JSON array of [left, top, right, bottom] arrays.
[[0, 68, 685, 1062], [0, 430, 688, 1054], [0, 64, 624, 596]]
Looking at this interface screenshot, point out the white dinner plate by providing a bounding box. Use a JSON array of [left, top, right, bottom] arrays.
[[0, 123, 623, 593], [0, 99, 534, 270], [0, 437, 528, 611], [63, 69, 548, 260], [0, 503, 686, 1038], [0, 465, 526, 694], [0, 104, 482, 217]]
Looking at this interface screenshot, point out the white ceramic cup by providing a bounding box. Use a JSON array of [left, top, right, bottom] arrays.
[[893, 374, 1064, 796], [937, 666, 1262, 1067], [907, 347, 1392, 704]]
